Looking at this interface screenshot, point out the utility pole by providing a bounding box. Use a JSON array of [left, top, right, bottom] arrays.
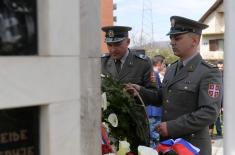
[[140, 0, 154, 49]]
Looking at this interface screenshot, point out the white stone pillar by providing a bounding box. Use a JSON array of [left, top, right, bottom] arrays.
[[80, 0, 101, 155], [224, 0, 235, 154], [37, 0, 81, 154], [0, 0, 101, 154]]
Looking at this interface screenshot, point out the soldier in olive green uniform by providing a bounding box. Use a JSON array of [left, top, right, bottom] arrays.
[[101, 26, 155, 150], [125, 16, 222, 155], [101, 26, 154, 89]]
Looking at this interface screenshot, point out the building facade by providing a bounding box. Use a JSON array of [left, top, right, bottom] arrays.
[[199, 0, 224, 62], [101, 0, 116, 53]]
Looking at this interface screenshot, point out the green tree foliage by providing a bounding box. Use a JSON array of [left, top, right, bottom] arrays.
[[146, 48, 179, 65]]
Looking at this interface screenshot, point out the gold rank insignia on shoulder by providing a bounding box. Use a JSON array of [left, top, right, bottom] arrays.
[[208, 84, 220, 98], [108, 30, 114, 38], [204, 60, 216, 68]]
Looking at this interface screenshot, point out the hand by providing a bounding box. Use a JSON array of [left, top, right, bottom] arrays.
[[156, 122, 168, 137], [124, 83, 141, 96]]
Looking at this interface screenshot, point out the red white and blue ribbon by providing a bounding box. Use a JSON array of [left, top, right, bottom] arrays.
[[101, 125, 110, 145], [101, 125, 114, 154], [156, 138, 200, 155]]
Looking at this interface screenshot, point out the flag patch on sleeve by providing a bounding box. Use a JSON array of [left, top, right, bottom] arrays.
[[208, 84, 220, 98]]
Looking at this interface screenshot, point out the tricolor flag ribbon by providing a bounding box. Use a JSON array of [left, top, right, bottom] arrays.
[[101, 125, 113, 154], [156, 138, 200, 155], [156, 139, 174, 154], [102, 125, 110, 145]]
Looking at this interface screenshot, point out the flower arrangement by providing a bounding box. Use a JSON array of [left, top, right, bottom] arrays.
[[101, 75, 200, 155], [101, 75, 150, 154]]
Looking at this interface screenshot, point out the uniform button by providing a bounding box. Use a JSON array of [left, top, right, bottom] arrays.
[[166, 99, 169, 103], [191, 134, 195, 137], [184, 86, 188, 90], [168, 89, 172, 93]]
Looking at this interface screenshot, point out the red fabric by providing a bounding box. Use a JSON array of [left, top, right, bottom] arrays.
[[102, 144, 113, 154], [102, 125, 110, 145], [172, 143, 194, 155], [101, 125, 113, 154], [157, 144, 172, 154]]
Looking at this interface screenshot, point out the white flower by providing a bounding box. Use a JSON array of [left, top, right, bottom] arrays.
[[138, 146, 159, 155], [117, 140, 130, 155], [101, 74, 106, 78], [102, 92, 108, 110], [108, 113, 118, 127]]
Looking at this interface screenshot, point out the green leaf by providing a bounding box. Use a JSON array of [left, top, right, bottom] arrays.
[[101, 75, 150, 153]]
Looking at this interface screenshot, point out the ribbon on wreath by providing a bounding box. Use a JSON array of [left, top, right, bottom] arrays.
[[102, 125, 110, 145], [156, 138, 200, 155], [102, 124, 113, 154]]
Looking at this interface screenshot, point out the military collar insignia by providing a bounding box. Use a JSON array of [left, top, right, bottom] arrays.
[[108, 30, 114, 38], [171, 19, 175, 27], [187, 64, 194, 72]]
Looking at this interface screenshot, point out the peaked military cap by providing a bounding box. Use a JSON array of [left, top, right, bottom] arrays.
[[101, 26, 132, 43], [167, 16, 208, 35]]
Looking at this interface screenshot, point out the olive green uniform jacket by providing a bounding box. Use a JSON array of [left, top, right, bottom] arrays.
[[101, 49, 154, 88], [140, 54, 222, 155], [101, 49, 154, 148]]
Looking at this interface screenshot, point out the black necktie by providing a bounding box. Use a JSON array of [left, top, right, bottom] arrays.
[[115, 60, 121, 73], [176, 61, 184, 74]]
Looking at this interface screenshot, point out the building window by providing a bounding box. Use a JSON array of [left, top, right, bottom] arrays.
[[113, 16, 117, 22], [0, 0, 37, 55], [209, 39, 224, 51], [113, 3, 117, 10]]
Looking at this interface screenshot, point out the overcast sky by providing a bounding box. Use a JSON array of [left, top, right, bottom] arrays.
[[114, 0, 216, 42]]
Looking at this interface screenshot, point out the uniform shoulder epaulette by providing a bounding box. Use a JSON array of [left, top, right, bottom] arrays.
[[101, 53, 110, 58], [202, 60, 216, 68], [134, 53, 148, 60], [170, 60, 178, 65]]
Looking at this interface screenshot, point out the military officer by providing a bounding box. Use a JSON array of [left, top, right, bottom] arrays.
[[101, 25, 154, 89], [101, 26, 155, 151], [125, 16, 222, 155]]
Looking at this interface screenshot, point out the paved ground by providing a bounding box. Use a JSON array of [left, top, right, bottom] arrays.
[[212, 136, 223, 155]]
